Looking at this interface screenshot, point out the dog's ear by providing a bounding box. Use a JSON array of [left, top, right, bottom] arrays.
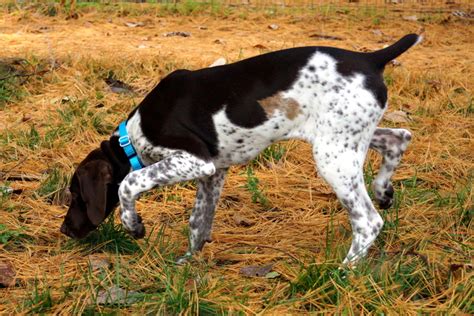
[[76, 159, 113, 226], [100, 139, 130, 180]]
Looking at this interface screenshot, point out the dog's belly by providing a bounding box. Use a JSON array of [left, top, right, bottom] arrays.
[[211, 107, 301, 168]]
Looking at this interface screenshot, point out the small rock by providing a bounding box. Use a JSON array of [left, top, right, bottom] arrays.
[[383, 110, 411, 123], [426, 80, 442, 92], [309, 33, 344, 41], [389, 59, 402, 67], [105, 76, 134, 94], [94, 285, 139, 305], [0, 186, 14, 196], [233, 214, 254, 227], [88, 256, 111, 272], [163, 31, 191, 37], [125, 21, 145, 28], [268, 24, 279, 30], [265, 271, 281, 279], [403, 15, 418, 22], [61, 96, 75, 103], [213, 39, 225, 45], [253, 44, 268, 50], [209, 58, 227, 67], [240, 264, 273, 277], [372, 29, 383, 36]]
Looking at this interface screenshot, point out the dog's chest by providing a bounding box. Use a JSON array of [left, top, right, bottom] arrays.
[[125, 114, 177, 165]]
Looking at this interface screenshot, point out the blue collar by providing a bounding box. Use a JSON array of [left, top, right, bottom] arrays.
[[118, 121, 144, 171]]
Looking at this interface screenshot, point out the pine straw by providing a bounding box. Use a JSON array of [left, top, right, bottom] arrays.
[[0, 3, 473, 315]]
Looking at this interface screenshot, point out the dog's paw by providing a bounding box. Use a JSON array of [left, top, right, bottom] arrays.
[[176, 252, 193, 265], [127, 215, 146, 239], [376, 183, 394, 209], [130, 224, 145, 239]]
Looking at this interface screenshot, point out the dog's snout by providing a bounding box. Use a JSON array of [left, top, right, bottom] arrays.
[[60, 222, 75, 238], [60, 222, 67, 234]]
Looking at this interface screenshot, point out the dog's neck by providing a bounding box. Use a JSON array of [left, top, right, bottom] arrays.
[[101, 136, 132, 184]]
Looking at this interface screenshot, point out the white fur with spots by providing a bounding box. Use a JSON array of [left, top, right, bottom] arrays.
[[119, 51, 412, 264]]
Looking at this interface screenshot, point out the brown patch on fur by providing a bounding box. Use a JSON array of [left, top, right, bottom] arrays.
[[258, 93, 301, 120]]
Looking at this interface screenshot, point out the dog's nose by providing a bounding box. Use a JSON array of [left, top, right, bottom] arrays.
[[60, 222, 67, 234], [60, 222, 74, 238]]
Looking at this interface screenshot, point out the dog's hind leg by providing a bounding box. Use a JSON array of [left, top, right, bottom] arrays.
[[313, 139, 384, 265], [118, 151, 216, 238], [370, 128, 412, 209]]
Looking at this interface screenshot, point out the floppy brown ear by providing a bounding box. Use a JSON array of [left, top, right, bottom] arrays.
[[76, 160, 113, 226]]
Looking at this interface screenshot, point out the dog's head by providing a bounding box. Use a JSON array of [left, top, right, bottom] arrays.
[[60, 144, 121, 239]]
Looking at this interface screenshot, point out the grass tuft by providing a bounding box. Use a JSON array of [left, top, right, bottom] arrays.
[[244, 165, 270, 208], [65, 216, 141, 254], [35, 167, 70, 203]]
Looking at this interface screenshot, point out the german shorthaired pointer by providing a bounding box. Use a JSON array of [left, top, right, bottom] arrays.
[[61, 34, 421, 264]]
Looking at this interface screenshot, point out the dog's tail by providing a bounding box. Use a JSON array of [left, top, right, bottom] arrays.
[[369, 33, 422, 68]]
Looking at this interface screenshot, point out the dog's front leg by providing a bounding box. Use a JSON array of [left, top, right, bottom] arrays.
[[118, 151, 216, 238], [186, 168, 227, 256]]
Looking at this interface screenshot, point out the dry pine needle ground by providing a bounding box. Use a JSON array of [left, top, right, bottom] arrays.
[[0, 2, 472, 314]]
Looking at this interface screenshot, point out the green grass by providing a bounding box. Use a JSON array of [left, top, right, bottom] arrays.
[[0, 184, 13, 209], [0, 223, 26, 244], [56, 98, 113, 137], [252, 143, 286, 167], [244, 165, 270, 209], [35, 167, 70, 203], [23, 279, 54, 313], [64, 216, 141, 255], [0, 97, 113, 156], [0, 67, 24, 109], [285, 253, 451, 313], [60, 224, 228, 314], [288, 263, 350, 308]]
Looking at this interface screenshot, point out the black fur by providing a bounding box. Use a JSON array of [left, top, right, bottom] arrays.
[[136, 34, 419, 160]]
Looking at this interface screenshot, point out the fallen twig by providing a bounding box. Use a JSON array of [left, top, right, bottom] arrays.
[[0, 70, 49, 82], [427, 240, 470, 258], [309, 33, 344, 41], [0, 173, 42, 182]]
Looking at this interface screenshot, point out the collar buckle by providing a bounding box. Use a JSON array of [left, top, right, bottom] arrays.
[[118, 121, 144, 171], [118, 135, 131, 147]]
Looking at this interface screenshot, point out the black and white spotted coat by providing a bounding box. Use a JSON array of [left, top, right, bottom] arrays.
[[112, 34, 420, 264]]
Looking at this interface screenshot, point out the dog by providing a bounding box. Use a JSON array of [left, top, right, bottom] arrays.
[[60, 34, 421, 264]]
